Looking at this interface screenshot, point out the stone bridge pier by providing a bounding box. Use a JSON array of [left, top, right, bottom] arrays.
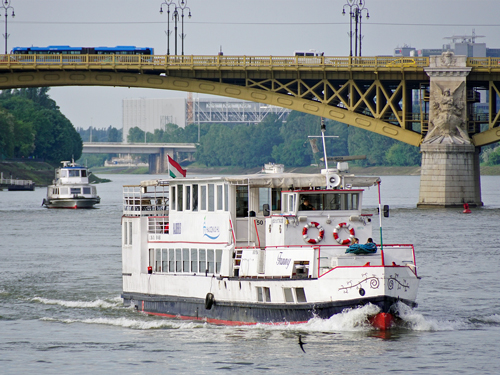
[[418, 52, 482, 207], [149, 148, 179, 174]]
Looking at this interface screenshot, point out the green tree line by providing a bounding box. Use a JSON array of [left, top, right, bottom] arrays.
[[127, 112, 423, 168], [0, 88, 82, 162]]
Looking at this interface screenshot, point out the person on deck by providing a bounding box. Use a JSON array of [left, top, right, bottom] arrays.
[[300, 198, 315, 210]]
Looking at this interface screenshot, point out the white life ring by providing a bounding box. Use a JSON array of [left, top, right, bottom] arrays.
[[302, 221, 325, 244], [333, 222, 355, 245]]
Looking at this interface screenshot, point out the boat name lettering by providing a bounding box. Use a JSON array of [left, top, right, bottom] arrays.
[[276, 252, 292, 269], [272, 218, 283, 224], [203, 217, 221, 240], [172, 222, 181, 234]]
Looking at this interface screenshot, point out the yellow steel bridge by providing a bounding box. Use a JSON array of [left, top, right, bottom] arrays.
[[1, 54, 500, 147]]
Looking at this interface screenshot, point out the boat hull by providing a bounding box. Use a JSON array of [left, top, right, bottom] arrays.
[[122, 292, 416, 325], [42, 197, 100, 209]]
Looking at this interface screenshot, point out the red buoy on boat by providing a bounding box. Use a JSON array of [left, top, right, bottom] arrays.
[[370, 312, 395, 330], [463, 203, 471, 214]]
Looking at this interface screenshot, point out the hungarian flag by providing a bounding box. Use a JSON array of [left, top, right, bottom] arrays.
[[167, 155, 186, 178]]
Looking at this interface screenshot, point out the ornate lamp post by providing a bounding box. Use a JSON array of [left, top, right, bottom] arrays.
[[342, 0, 369, 57], [160, 0, 176, 55], [1, 0, 15, 54], [172, 5, 179, 55], [342, 0, 356, 57], [357, 0, 369, 56], [178, 0, 191, 56]]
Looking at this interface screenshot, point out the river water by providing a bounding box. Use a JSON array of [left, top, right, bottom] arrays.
[[1, 174, 499, 374]]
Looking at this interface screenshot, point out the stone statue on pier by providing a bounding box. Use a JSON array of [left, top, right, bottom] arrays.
[[424, 81, 471, 144]]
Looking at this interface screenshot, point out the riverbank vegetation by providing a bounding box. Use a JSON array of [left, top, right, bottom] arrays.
[[0, 88, 82, 162]]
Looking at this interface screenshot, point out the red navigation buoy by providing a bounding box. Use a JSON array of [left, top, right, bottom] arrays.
[[463, 203, 471, 214]]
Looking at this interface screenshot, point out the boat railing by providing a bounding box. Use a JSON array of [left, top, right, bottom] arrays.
[[123, 185, 169, 216], [317, 244, 417, 278], [147, 216, 170, 234]]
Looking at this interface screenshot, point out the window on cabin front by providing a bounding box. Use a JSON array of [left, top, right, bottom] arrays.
[[193, 185, 199, 211], [186, 186, 191, 211], [236, 186, 248, 217], [201, 186, 207, 210], [177, 186, 183, 211], [217, 185, 223, 210], [208, 184, 215, 211], [69, 170, 80, 177]]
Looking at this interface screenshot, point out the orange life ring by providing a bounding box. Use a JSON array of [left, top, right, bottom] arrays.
[[302, 221, 325, 244], [333, 222, 355, 245]]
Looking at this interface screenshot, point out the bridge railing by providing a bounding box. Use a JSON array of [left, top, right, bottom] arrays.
[[4, 54, 500, 70], [1, 54, 430, 70]]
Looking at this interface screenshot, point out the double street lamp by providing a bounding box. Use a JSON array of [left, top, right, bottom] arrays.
[[1, 0, 15, 55], [342, 0, 369, 57], [159, 0, 192, 56]]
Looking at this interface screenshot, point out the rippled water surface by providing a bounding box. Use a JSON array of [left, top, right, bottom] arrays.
[[1, 174, 499, 374]]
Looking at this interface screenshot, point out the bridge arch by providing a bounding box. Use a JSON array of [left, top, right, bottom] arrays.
[[0, 70, 423, 146]]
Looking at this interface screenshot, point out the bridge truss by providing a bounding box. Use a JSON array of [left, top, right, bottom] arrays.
[[1, 54, 500, 146]]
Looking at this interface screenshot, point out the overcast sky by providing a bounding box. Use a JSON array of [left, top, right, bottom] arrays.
[[7, 0, 500, 130]]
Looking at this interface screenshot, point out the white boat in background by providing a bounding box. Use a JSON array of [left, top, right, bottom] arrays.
[[42, 161, 100, 209], [121, 128, 420, 330]]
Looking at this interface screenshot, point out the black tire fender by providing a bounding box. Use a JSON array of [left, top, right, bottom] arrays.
[[205, 292, 215, 310]]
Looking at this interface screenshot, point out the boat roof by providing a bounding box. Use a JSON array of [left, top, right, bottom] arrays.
[[137, 173, 380, 189]]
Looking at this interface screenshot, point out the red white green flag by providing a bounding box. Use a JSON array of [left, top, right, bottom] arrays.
[[167, 155, 186, 178]]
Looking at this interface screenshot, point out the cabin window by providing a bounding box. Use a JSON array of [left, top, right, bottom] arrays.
[[207, 249, 215, 273], [284, 288, 294, 303], [183, 248, 189, 272], [186, 186, 191, 211], [193, 185, 199, 211], [201, 185, 207, 210], [216, 249, 222, 274], [272, 189, 282, 211], [171, 187, 176, 211], [257, 287, 271, 302], [177, 185, 183, 211], [288, 195, 295, 212], [128, 222, 132, 245], [155, 248, 162, 272], [149, 249, 154, 271], [217, 185, 223, 210], [70, 188, 81, 195], [123, 221, 128, 245], [236, 186, 248, 218], [175, 248, 182, 272], [169, 248, 175, 272], [208, 184, 215, 212], [199, 249, 206, 273], [82, 170, 87, 177], [83, 187, 91, 194], [295, 288, 307, 302], [162, 249, 168, 272], [191, 249, 198, 273], [224, 185, 229, 211], [69, 170, 80, 177]]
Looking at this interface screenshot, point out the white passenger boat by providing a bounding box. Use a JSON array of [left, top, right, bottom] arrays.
[[42, 161, 100, 209], [121, 132, 420, 330]]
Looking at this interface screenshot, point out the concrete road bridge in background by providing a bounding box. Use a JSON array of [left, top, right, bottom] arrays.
[[82, 142, 196, 174], [2, 52, 500, 207]]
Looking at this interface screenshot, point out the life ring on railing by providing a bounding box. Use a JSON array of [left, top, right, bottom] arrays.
[[333, 222, 355, 245], [164, 223, 169, 234], [302, 222, 325, 244]]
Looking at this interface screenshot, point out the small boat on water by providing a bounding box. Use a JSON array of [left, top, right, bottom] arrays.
[[121, 128, 420, 330], [42, 160, 100, 209]]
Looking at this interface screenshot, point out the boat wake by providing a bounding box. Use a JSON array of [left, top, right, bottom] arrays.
[[40, 316, 208, 330], [31, 296, 123, 309]]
